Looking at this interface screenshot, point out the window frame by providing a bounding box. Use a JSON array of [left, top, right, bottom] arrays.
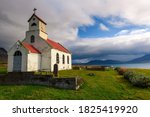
[[56, 53, 59, 64], [14, 51, 22, 56], [63, 55, 65, 64], [67, 56, 69, 64]]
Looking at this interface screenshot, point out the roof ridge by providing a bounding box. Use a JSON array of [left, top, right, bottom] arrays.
[[28, 13, 47, 25], [57, 42, 71, 53]]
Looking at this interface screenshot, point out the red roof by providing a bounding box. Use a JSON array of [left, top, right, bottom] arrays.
[[22, 42, 41, 54], [28, 13, 47, 25], [46, 39, 71, 53]]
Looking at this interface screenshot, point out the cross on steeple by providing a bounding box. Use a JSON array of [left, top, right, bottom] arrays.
[[33, 8, 37, 14]]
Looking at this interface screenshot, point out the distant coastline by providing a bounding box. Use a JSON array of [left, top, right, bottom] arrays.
[[73, 63, 150, 69]]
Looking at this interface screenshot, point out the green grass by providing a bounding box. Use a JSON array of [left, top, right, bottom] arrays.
[[0, 68, 150, 100], [129, 68, 150, 76], [0, 67, 7, 74]]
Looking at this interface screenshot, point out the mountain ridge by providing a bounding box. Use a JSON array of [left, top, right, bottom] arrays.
[[128, 54, 150, 63], [76, 54, 150, 65]]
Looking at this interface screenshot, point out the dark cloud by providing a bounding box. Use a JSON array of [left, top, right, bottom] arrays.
[[0, 11, 23, 27], [67, 30, 150, 61]]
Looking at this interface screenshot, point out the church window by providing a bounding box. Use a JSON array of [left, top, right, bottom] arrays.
[[67, 56, 69, 64], [14, 51, 22, 56], [33, 18, 35, 21], [63, 55, 65, 64], [31, 23, 37, 26], [31, 35, 35, 43], [56, 53, 59, 64]]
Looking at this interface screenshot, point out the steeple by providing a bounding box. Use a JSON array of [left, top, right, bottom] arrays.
[[26, 9, 48, 40]]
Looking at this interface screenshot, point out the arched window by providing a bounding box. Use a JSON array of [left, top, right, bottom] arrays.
[[63, 55, 65, 64], [56, 53, 59, 64], [14, 51, 22, 56], [67, 56, 69, 64], [31, 23, 37, 26], [31, 35, 35, 43]]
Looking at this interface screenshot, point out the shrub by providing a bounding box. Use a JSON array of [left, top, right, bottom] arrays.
[[130, 74, 150, 88], [116, 67, 127, 75], [86, 66, 105, 71], [124, 70, 150, 88], [115, 67, 120, 71], [124, 70, 135, 80]]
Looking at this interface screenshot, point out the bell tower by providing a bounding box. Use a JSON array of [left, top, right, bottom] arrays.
[[26, 8, 48, 40]]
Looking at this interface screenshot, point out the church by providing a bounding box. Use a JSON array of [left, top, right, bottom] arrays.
[[7, 10, 72, 72]]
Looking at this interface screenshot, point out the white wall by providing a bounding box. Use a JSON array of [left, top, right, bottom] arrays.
[[40, 47, 51, 71], [7, 42, 28, 72], [27, 53, 41, 71], [7, 42, 72, 72], [23, 34, 49, 53], [29, 16, 39, 31], [51, 49, 72, 71], [39, 21, 46, 32], [39, 30, 48, 39], [28, 16, 48, 40]]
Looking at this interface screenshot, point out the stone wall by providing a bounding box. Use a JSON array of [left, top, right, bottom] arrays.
[[0, 72, 83, 90], [49, 77, 83, 90]]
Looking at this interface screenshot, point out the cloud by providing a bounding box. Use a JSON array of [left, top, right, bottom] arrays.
[[99, 23, 109, 31], [1, 0, 150, 61], [108, 18, 129, 28], [115, 30, 129, 36], [66, 28, 150, 61], [129, 29, 150, 35], [115, 28, 150, 36]]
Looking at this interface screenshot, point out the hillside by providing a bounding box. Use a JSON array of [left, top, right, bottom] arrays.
[[0, 48, 7, 64], [84, 60, 124, 65], [129, 54, 150, 63], [77, 54, 150, 65]]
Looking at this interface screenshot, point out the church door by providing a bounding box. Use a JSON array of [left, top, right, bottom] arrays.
[[53, 64, 58, 77], [13, 51, 22, 72]]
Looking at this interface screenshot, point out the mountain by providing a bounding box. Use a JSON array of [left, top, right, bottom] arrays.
[[82, 54, 150, 65], [85, 59, 123, 65], [129, 54, 150, 63], [0, 48, 7, 64]]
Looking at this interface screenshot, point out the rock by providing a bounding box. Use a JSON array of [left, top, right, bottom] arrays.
[[88, 73, 95, 76]]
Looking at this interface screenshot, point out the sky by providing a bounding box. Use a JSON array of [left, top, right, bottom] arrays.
[[1, 0, 150, 63]]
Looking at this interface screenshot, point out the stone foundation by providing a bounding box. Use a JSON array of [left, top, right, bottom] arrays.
[[0, 72, 84, 90]]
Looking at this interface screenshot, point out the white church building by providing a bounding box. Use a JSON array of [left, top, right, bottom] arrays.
[[7, 10, 72, 72]]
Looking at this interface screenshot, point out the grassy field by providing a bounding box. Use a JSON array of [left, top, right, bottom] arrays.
[[129, 68, 150, 76], [0, 67, 150, 100]]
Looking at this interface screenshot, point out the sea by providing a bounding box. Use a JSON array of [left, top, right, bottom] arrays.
[[102, 63, 150, 69]]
